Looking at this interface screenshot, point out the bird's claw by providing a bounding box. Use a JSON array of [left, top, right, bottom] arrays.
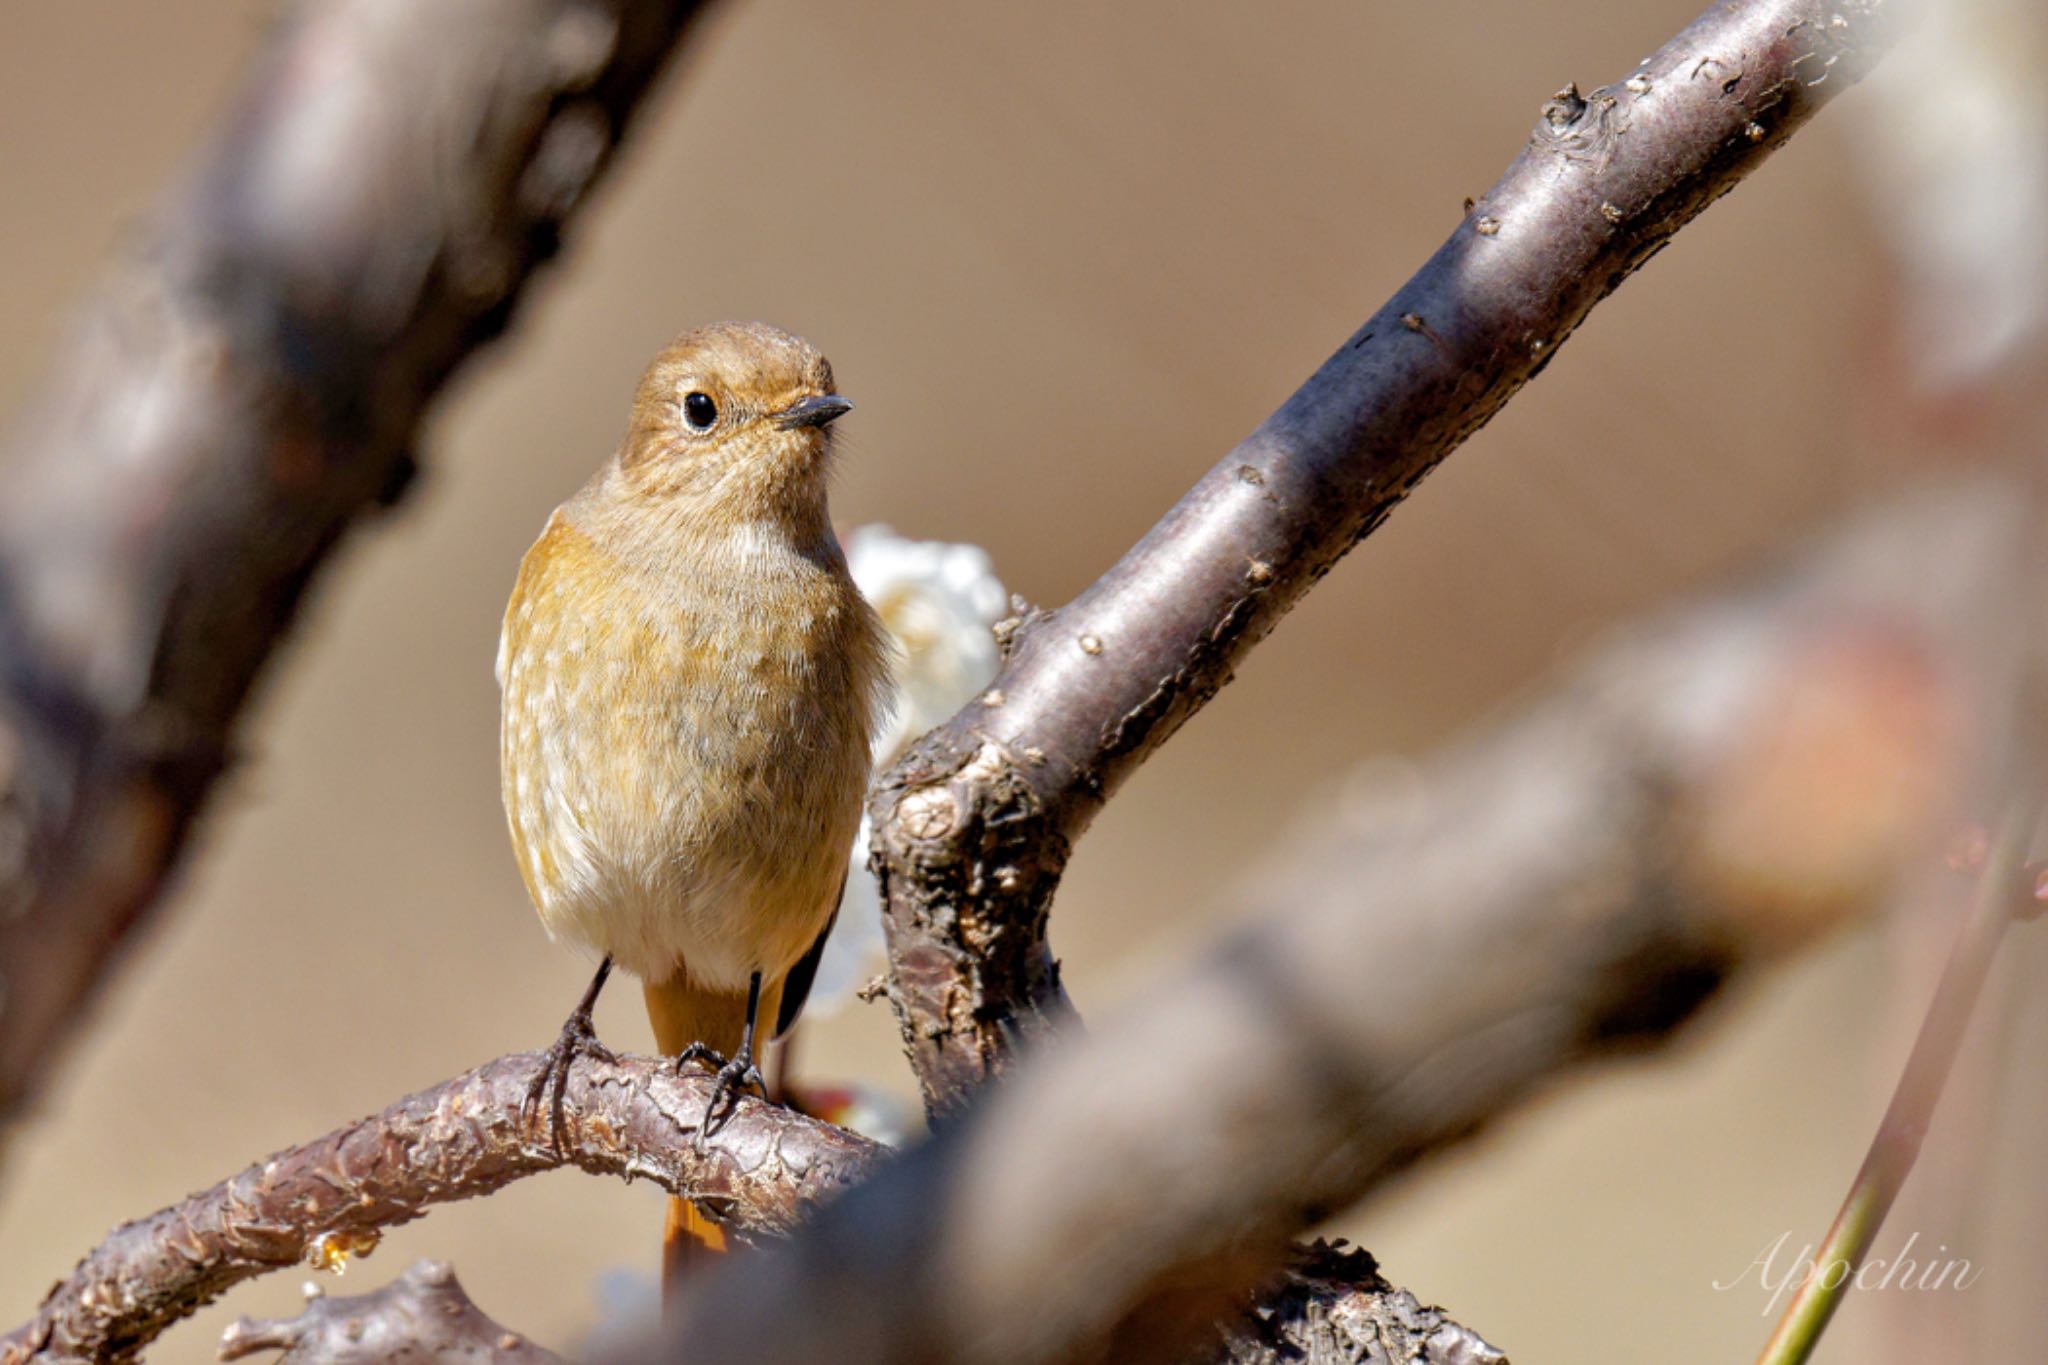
[[675, 1039, 720, 1070], [678, 1044, 766, 1149], [714, 1052, 767, 1102], [524, 1007, 615, 1150]]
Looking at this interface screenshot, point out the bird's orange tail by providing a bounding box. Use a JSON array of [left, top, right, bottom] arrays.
[[645, 975, 782, 1301], [662, 1194, 728, 1284]]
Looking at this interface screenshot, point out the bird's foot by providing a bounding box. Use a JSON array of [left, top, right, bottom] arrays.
[[677, 1044, 767, 1148], [524, 1005, 616, 1150]]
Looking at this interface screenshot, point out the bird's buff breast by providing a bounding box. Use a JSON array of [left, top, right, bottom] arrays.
[[498, 516, 878, 990]]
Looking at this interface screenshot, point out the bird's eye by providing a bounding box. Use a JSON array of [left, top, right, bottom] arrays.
[[682, 391, 718, 431]]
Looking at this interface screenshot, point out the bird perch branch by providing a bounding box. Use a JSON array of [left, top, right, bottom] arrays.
[[0, 0, 720, 1128], [870, 0, 1895, 1117], [0, 1047, 1517, 1365], [0, 1051, 878, 1365]]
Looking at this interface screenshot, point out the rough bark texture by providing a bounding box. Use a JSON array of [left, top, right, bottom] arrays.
[[0, 1051, 877, 1365], [870, 0, 1895, 1117], [0, 0, 719, 1129], [648, 474, 2018, 1365], [1204, 1244, 1507, 1365], [219, 1261, 566, 1365]]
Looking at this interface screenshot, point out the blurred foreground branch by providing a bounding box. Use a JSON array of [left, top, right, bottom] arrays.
[[0, 1051, 876, 1365], [871, 0, 1897, 1117], [0, 0, 719, 1126], [651, 476, 2023, 1365]]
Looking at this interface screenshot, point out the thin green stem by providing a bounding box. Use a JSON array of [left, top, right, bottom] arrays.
[[1754, 803, 2036, 1365]]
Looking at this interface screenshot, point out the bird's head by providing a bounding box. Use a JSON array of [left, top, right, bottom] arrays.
[[618, 321, 851, 524]]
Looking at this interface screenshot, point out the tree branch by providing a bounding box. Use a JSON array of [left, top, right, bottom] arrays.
[[219, 1260, 566, 1365], [0, 0, 721, 1127], [0, 1051, 878, 1365], [648, 474, 2019, 1365], [871, 0, 1896, 1116]]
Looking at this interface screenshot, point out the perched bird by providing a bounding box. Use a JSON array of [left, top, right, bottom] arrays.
[[497, 322, 892, 1275]]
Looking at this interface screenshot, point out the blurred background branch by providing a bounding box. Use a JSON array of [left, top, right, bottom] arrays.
[[0, 0, 719, 1134]]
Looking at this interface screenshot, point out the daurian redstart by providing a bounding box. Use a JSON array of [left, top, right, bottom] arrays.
[[497, 322, 891, 1280]]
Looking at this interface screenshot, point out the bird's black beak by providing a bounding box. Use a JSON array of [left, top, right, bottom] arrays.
[[773, 394, 853, 430]]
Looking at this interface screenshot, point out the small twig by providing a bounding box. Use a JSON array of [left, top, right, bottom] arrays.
[[219, 1260, 564, 1364], [1, 1050, 879, 1365], [1753, 801, 2040, 1365]]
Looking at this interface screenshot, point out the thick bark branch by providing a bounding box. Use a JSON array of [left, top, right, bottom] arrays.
[[0, 1051, 878, 1365], [650, 476, 2019, 1365], [0, 0, 718, 1126], [871, 0, 1895, 1116]]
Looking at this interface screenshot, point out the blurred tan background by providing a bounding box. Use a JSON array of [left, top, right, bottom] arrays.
[[3, 1, 2041, 1360]]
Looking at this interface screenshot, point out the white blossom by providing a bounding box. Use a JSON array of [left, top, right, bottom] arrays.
[[804, 526, 1010, 1013]]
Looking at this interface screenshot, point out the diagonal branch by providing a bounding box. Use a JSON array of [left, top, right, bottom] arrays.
[[0, 0, 722, 1128], [870, 0, 1895, 1117], [0, 1051, 879, 1365]]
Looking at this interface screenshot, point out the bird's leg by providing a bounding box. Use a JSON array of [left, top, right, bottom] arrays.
[[682, 971, 768, 1146], [524, 955, 617, 1148], [719, 971, 769, 1098]]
